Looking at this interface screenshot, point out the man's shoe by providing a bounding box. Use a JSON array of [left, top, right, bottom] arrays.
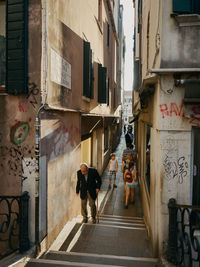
[[92, 218, 96, 224], [113, 184, 117, 188], [81, 218, 88, 224]]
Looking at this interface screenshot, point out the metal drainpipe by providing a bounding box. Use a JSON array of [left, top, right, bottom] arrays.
[[35, 104, 46, 254], [34, 0, 48, 255]]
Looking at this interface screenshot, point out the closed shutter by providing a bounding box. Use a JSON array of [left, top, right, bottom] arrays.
[[6, 0, 28, 94], [173, 0, 191, 13], [193, 0, 200, 14], [173, 0, 200, 14], [83, 41, 93, 98], [98, 64, 107, 103]]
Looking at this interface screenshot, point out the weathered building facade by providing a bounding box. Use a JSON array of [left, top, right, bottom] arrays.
[[0, 0, 123, 256], [133, 0, 200, 259]]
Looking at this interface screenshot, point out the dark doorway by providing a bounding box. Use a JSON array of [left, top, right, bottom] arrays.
[[192, 128, 200, 205]]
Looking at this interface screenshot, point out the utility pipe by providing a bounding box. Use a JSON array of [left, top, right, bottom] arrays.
[[35, 104, 46, 254]]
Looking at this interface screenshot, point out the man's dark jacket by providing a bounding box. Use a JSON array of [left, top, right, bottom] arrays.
[[76, 168, 101, 200]]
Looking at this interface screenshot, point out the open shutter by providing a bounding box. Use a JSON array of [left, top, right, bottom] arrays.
[[107, 23, 110, 47], [83, 41, 93, 98], [6, 0, 28, 94], [98, 64, 107, 103], [134, 60, 140, 91], [89, 48, 94, 98], [83, 41, 90, 98]]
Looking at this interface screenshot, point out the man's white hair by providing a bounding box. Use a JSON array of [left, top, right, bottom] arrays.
[[80, 163, 88, 168]]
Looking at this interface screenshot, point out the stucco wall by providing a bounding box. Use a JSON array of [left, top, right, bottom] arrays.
[[45, 0, 117, 114], [140, 0, 162, 78], [0, 0, 41, 244], [41, 111, 81, 246], [161, 0, 200, 68]]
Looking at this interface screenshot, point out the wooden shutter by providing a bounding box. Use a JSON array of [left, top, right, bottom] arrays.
[[107, 23, 110, 47], [98, 64, 107, 103], [193, 0, 200, 14], [89, 48, 94, 98], [134, 60, 140, 91], [83, 41, 93, 98], [6, 0, 28, 94], [173, 0, 191, 13], [173, 0, 200, 14]]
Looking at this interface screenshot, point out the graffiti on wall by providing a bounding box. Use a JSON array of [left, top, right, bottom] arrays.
[[0, 144, 35, 182], [18, 82, 39, 112], [45, 119, 80, 161], [10, 122, 29, 145], [163, 154, 189, 184], [160, 102, 200, 126]]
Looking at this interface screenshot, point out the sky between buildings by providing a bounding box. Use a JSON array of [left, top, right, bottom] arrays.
[[120, 0, 134, 91]]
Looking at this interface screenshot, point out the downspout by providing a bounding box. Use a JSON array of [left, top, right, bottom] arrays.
[[35, 104, 46, 254], [35, 0, 47, 254]]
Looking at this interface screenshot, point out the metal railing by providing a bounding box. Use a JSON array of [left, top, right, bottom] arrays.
[[168, 198, 200, 266], [0, 191, 30, 259]]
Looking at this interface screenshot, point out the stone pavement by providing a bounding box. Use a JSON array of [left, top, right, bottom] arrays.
[[25, 134, 160, 266]]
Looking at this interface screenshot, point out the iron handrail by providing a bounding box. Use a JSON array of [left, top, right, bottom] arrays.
[[0, 192, 30, 259], [168, 198, 200, 266]]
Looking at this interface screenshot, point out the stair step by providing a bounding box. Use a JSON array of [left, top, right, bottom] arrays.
[[26, 258, 119, 267], [98, 220, 146, 229], [40, 251, 159, 267], [98, 217, 145, 225], [100, 214, 144, 221]]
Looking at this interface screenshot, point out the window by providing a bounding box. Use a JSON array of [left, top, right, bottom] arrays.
[[98, 0, 102, 25], [104, 127, 108, 152], [107, 23, 110, 47], [83, 41, 94, 98], [6, 0, 29, 94], [0, 0, 6, 90], [133, 60, 140, 91], [98, 64, 108, 104], [173, 0, 200, 14]]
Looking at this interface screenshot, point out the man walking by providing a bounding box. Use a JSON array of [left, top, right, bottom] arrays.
[[76, 163, 101, 224]]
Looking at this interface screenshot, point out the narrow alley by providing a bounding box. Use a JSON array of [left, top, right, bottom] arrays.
[[26, 135, 159, 267]]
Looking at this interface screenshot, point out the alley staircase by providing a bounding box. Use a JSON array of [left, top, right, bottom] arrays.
[[26, 214, 159, 267], [26, 136, 160, 266]]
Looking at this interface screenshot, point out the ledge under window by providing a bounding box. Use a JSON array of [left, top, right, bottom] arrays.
[[172, 14, 200, 27]]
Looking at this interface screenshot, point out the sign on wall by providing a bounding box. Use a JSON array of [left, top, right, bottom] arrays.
[[50, 48, 71, 89]]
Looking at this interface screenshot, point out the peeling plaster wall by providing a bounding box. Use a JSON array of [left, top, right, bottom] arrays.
[[41, 112, 81, 247], [0, 0, 42, 245], [161, 0, 200, 68]]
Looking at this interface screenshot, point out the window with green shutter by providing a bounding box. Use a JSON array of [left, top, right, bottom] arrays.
[[6, 0, 28, 94], [173, 0, 200, 14], [98, 64, 107, 104], [83, 40, 94, 98]]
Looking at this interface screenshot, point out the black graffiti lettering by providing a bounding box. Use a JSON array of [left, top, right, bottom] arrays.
[[27, 82, 39, 109], [164, 154, 189, 184]]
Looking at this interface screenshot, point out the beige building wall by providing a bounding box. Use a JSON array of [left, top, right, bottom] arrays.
[[39, 0, 121, 249]]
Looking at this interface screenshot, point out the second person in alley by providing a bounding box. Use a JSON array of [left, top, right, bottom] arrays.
[[107, 153, 118, 189], [76, 163, 102, 224]]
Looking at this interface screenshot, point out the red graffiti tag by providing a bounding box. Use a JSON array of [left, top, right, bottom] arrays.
[[160, 103, 184, 119]]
